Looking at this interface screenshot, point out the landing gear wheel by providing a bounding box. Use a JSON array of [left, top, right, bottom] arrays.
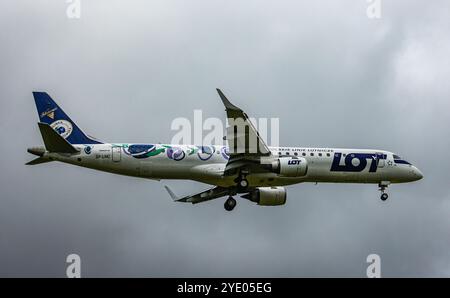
[[235, 170, 250, 190], [224, 197, 236, 211], [378, 182, 390, 202], [239, 179, 249, 188]]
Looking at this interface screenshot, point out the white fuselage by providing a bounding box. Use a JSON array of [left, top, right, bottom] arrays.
[[42, 143, 423, 187]]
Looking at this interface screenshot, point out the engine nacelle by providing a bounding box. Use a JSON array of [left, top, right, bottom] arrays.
[[272, 157, 308, 177], [242, 187, 287, 206]]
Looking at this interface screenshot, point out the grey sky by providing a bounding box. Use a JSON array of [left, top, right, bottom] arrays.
[[1, 0, 449, 277]]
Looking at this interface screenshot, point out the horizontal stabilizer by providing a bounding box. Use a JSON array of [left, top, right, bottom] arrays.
[[38, 122, 79, 154], [26, 157, 52, 165]]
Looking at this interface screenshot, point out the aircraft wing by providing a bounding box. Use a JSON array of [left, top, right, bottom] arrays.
[[216, 89, 273, 176], [217, 89, 271, 158], [163, 90, 275, 205], [164, 185, 231, 204]]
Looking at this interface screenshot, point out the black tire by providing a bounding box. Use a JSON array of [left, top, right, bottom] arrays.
[[224, 197, 236, 211], [381, 193, 388, 201], [239, 179, 249, 188]]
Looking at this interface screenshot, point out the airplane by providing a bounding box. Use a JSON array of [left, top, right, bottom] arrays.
[[27, 89, 423, 211]]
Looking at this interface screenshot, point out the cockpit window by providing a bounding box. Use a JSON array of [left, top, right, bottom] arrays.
[[393, 154, 411, 165]]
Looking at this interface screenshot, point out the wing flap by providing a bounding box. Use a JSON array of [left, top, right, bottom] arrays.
[[164, 185, 230, 204]]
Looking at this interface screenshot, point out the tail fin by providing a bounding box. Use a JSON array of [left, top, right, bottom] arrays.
[[32, 92, 103, 144]]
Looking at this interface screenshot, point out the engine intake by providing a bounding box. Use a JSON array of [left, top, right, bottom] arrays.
[[242, 187, 286, 206]]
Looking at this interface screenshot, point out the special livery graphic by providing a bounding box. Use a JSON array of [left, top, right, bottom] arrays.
[[50, 119, 73, 139], [27, 89, 423, 211], [330, 152, 387, 173], [121, 144, 227, 162], [122, 144, 162, 159], [40, 107, 57, 120]]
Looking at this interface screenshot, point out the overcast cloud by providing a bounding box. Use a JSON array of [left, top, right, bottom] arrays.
[[1, 0, 449, 277]]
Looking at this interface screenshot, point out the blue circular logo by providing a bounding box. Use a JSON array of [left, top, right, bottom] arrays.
[[56, 127, 66, 134], [50, 120, 73, 139], [84, 146, 92, 154]]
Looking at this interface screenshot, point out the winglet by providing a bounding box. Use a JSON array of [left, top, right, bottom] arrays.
[[164, 185, 180, 201], [216, 89, 241, 111]]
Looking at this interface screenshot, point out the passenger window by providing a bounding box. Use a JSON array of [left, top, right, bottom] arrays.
[[318, 153, 322, 157], [310, 153, 314, 156], [327, 153, 330, 157], [302, 152, 306, 156], [286, 152, 290, 155], [294, 152, 298, 156]]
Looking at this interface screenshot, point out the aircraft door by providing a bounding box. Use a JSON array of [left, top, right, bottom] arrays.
[[112, 146, 121, 162]]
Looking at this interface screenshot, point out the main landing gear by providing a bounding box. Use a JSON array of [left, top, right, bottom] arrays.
[[379, 181, 390, 201], [226, 171, 249, 211], [238, 178, 249, 188], [224, 196, 237, 211], [235, 171, 249, 189]]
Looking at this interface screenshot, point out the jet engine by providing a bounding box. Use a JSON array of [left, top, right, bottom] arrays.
[[271, 157, 308, 177], [242, 187, 287, 206]]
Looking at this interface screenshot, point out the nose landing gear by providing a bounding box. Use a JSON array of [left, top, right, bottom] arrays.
[[224, 196, 237, 211], [379, 181, 390, 201]]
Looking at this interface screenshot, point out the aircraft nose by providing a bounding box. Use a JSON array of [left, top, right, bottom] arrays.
[[412, 166, 423, 181]]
